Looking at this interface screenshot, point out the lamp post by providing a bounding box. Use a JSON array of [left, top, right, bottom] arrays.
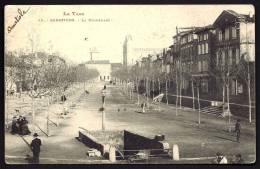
[[101, 86, 106, 130]]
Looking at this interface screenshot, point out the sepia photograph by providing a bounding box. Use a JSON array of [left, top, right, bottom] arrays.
[[4, 5, 255, 164]]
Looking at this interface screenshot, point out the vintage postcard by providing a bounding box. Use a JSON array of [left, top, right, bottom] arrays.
[[4, 5, 255, 164]]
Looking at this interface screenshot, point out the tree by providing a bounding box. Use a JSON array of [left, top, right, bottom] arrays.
[[210, 49, 239, 132], [237, 55, 255, 123]]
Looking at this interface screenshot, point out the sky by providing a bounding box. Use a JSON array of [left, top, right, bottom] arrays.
[[5, 5, 254, 64]]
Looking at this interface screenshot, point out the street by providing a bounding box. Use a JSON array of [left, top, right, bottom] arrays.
[[5, 81, 256, 164]]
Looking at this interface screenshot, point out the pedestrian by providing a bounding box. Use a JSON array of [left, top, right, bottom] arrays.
[[30, 133, 42, 164], [11, 116, 18, 134], [212, 152, 228, 164], [235, 119, 241, 143], [141, 102, 146, 113], [231, 154, 244, 164]]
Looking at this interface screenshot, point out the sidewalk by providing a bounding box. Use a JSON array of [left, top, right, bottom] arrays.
[[5, 82, 108, 164]]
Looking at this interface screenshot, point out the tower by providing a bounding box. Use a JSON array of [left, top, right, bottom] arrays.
[[123, 35, 132, 69]]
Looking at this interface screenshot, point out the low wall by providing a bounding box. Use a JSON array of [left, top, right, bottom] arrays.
[[78, 130, 104, 155], [124, 130, 166, 157]]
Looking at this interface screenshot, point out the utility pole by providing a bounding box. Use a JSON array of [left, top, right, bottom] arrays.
[[245, 19, 252, 123], [101, 86, 106, 130]]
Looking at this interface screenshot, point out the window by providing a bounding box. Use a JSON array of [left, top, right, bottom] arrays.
[[198, 45, 201, 55], [201, 80, 208, 93], [232, 27, 237, 39], [237, 83, 243, 94], [188, 34, 192, 42], [170, 56, 173, 63], [236, 48, 240, 64], [221, 50, 225, 65], [203, 60, 208, 71], [218, 30, 223, 41], [216, 51, 219, 66], [201, 44, 205, 54], [198, 61, 202, 72], [104, 76, 106, 80], [205, 43, 209, 54], [231, 79, 236, 95], [107, 76, 109, 80], [166, 65, 170, 73], [225, 27, 229, 40], [231, 79, 243, 95], [100, 76, 102, 80], [204, 33, 208, 40], [232, 48, 236, 65], [228, 49, 232, 65]]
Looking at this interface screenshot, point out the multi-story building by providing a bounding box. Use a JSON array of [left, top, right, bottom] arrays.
[[179, 29, 198, 95], [213, 10, 255, 101], [194, 25, 216, 97]]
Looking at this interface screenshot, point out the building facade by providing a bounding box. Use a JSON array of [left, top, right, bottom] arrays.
[[85, 60, 112, 82], [213, 10, 255, 101], [194, 25, 216, 97]]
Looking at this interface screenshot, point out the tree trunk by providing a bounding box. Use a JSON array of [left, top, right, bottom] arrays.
[[175, 75, 178, 116], [197, 85, 201, 125], [248, 64, 252, 123], [222, 84, 225, 113], [192, 79, 195, 110], [166, 79, 168, 105], [146, 77, 149, 102], [152, 77, 155, 100], [137, 78, 140, 105], [227, 83, 231, 132], [179, 76, 182, 109], [158, 78, 161, 94]]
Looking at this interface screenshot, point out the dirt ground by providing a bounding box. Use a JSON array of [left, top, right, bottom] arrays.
[[5, 82, 256, 164]]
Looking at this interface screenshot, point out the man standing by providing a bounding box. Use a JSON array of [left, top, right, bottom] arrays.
[[30, 133, 42, 164], [235, 119, 241, 143]]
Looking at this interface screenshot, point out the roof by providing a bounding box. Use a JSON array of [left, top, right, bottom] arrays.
[[194, 25, 214, 33], [111, 63, 122, 67], [225, 10, 246, 18], [213, 10, 252, 27], [86, 60, 110, 64]]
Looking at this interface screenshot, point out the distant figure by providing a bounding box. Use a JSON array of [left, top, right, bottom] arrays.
[[232, 154, 244, 164], [11, 116, 19, 134], [20, 117, 31, 135], [30, 133, 42, 164], [212, 152, 228, 164], [61, 95, 67, 102], [235, 119, 241, 143], [118, 108, 120, 112], [141, 102, 146, 113], [101, 85, 106, 105]]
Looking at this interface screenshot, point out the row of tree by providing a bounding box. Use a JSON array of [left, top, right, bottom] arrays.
[[111, 51, 254, 124], [5, 51, 99, 98]]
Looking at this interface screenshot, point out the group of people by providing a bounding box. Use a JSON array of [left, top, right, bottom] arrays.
[[11, 113, 31, 135], [212, 152, 244, 164]]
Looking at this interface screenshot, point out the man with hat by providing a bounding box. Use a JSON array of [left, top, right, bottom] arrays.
[[30, 133, 42, 163]]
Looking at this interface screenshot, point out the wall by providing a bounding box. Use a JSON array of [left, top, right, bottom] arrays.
[[124, 130, 166, 157], [78, 130, 104, 154]]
